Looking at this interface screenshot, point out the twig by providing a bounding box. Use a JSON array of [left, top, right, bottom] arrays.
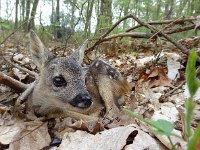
[[85, 15, 197, 54], [165, 90, 184, 97], [128, 14, 200, 62], [86, 14, 133, 53], [90, 25, 196, 43], [165, 24, 195, 34], [150, 16, 183, 39], [100, 32, 152, 42], [0, 71, 28, 93], [126, 17, 196, 32], [166, 81, 186, 97], [3, 56, 38, 77], [86, 25, 196, 44], [16, 81, 36, 104]]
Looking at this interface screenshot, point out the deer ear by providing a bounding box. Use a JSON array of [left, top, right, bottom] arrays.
[[70, 40, 88, 64], [29, 30, 55, 70]]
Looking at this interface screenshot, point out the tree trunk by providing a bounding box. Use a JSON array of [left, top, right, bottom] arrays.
[[145, 0, 150, 22], [84, 0, 95, 38], [0, 0, 1, 19], [155, 0, 161, 20], [6, 0, 9, 20], [55, 0, 62, 38], [28, 0, 39, 31], [177, 0, 187, 16], [164, 0, 174, 19], [123, 0, 130, 30], [70, 0, 77, 33], [20, 0, 25, 22], [51, 0, 54, 24], [56, 0, 60, 24], [24, 0, 31, 31], [95, 0, 112, 35], [14, 0, 19, 29], [195, 0, 200, 15]]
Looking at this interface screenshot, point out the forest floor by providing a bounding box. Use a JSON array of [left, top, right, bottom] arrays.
[[0, 16, 200, 150]]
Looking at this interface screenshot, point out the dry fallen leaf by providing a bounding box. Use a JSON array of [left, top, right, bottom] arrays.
[[9, 120, 51, 150], [58, 125, 164, 150], [124, 129, 166, 150], [0, 119, 51, 150], [0, 125, 21, 145], [148, 67, 173, 88]]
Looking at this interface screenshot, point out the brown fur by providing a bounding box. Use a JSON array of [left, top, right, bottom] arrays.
[[28, 31, 131, 121]]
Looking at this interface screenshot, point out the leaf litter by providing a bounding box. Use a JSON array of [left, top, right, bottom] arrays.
[[0, 35, 200, 150]]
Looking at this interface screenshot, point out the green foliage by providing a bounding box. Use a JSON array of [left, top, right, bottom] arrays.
[[123, 109, 178, 149], [185, 98, 196, 139], [186, 49, 200, 98], [188, 124, 200, 150], [150, 120, 174, 136], [185, 50, 200, 150], [0, 21, 14, 30]]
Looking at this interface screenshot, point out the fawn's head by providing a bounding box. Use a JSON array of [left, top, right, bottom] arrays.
[[29, 31, 92, 109]]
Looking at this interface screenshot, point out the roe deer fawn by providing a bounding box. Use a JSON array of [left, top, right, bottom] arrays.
[[27, 31, 131, 121]]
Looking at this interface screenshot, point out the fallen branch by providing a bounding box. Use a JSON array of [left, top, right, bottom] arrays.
[[16, 81, 36, 104], [85, 15, 198, 54], [165, 81, 186, 98], [0, 71, 28, 93], [101, 32, 152, 42], [150, 16, 183, 39], [126, 17, 196, 32], [165, 24, 195, 34], [86, 14, 133, 53], [85, 25, 197, 44], [128, 14, 200, 62]]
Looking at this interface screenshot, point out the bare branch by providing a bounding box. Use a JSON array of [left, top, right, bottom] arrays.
[[128, 14, 200, 62], [165, 24, 196, 34], [100, 32, 152, 42], [150, 16, 183, 39], [0, 71, 28, 93], [86, 14, 133, 53], [16, 81, 36, 104], [126, 17, 196, 32]]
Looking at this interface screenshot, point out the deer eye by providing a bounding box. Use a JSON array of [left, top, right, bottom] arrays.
[[53, 76, 67, 87]]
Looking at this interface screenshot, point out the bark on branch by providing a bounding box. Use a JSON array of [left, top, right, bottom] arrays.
[[85, 14, 198, 56], [128, 14, 200, 62], [0, 71, 28, 93], [86, 14, 133, 54], [126, 17, 196, 32], [100, 32, 152, 42]]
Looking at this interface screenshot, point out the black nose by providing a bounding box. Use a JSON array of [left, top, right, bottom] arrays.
[[70, 94, 92, 108]]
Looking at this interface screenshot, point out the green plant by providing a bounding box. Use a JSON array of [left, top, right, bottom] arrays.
[[123, 109, 179, 149], [185, 49, 200, 150], [123, 49, 200, 150]]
